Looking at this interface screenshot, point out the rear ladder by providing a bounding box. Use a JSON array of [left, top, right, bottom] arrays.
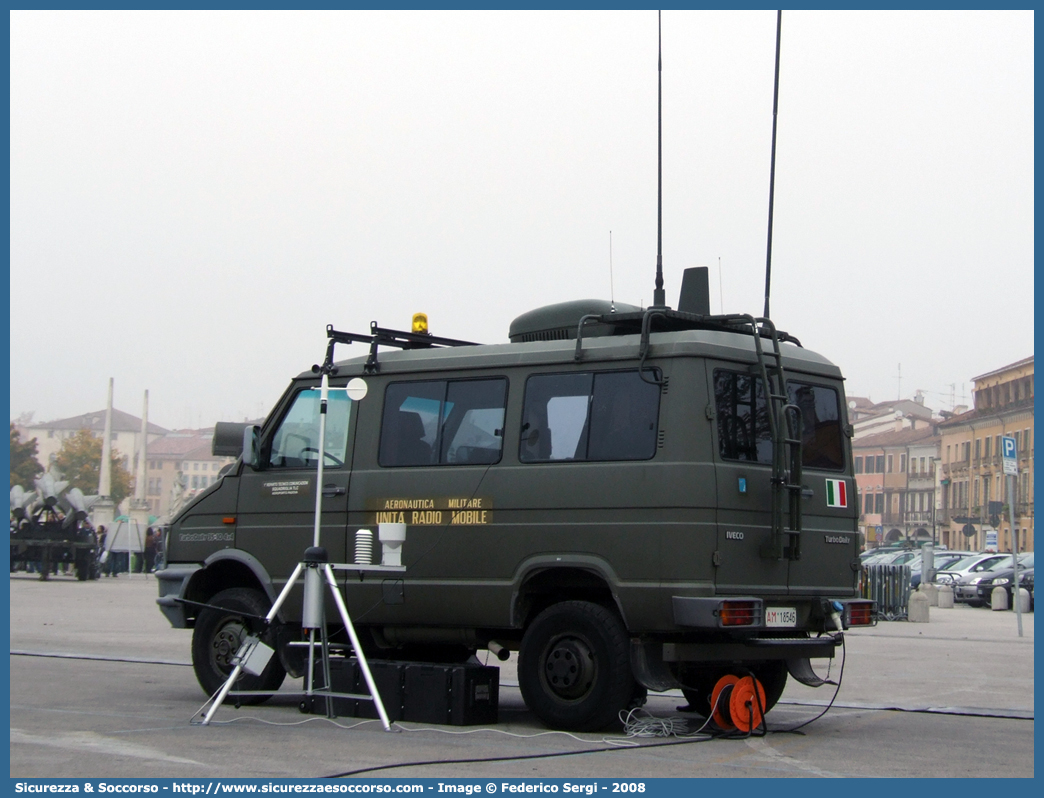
[[745, 316, 803, 560]]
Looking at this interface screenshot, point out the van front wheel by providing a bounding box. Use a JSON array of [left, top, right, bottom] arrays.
[[191, 587, 286, 704], [518, 601, 634, 731]]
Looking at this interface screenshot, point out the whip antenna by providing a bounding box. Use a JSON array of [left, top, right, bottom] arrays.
[[762, 9, 782, 319], [653, 10, 666, 308], [609, 230, 616, 312]]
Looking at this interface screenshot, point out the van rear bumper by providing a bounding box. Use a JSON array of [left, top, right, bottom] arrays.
[[662, 636, 839, 662]]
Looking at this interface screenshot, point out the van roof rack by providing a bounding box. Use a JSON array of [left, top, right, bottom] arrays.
[[573, 308, 802, 352], [318, 322, 479, 375]]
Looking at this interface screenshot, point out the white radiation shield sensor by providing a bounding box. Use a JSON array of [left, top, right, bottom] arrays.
[[346, 378, 368, 402], [378, 522, 407, 567]]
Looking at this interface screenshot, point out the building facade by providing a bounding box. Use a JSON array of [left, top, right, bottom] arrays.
[[15, 409, 169, 477], [146, 431, 236, 519], [938, 356, 1033, 552], [849, 393, 936, 439], [854, 426, 940, 546]]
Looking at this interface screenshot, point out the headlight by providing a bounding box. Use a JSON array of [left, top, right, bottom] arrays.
[[993, 578, 1010, 586], [968, 577, 983, 585]]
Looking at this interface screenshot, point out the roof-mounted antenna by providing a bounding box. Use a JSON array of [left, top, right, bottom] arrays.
[[652, 10, 666, 309], [762, 9, 782, 320], [609, 230, 616, 312]]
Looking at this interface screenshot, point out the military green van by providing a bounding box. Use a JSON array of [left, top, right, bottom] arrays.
[[157, 283, 872, 731]]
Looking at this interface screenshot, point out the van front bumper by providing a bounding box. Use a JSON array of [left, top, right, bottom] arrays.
[[155, 565, 201, 628]]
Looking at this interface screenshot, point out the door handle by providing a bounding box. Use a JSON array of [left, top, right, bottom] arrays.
[[322, 485, 346, 497]]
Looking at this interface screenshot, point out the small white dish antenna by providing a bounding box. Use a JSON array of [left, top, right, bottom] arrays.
[[346, 378, 369, 402]]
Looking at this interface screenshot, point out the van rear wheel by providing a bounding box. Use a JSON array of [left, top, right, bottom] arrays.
[[191, 587, 286, 705], [518, 601, 634, 731]]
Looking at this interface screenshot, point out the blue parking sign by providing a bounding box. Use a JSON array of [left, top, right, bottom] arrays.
[[1002, 435, 1018, 475]]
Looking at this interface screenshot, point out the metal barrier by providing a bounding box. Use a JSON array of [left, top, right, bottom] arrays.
[[860, 564, 912, 621]]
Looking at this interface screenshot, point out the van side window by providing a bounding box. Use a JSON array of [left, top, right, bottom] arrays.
[[520, 370, 660, 463], [379, 378, 507, 467], [441, 380, 508, 464], [268, 389, 351, 468], [713, 370, 845, 471]]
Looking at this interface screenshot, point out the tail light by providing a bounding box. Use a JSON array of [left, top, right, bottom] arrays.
[[843, 600, 876, 627], [718, 600, 762, 627]]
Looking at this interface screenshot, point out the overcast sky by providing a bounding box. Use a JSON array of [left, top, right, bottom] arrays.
[[9, 9, 1034, 431]]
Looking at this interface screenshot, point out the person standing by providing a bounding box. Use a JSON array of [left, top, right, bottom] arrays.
[[98, 526, 113, 576], [144, 527, 157, 573]]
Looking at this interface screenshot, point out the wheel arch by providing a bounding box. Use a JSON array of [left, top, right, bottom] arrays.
[[511, 556, 626, 629], [183, 549, 280, 624]]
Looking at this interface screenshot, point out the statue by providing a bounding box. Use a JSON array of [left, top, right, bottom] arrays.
[[168, 471, 188, 518]]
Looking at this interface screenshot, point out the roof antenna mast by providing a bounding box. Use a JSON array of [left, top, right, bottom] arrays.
[[652, 10, 666, 309], [762, 9, 782, 320]]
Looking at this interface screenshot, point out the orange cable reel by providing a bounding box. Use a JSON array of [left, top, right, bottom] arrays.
[[710, 673, 767, 733]]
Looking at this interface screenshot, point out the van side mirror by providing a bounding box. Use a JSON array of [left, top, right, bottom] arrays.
[[212, 422, 250, 457], [243, 425, 262, 470]]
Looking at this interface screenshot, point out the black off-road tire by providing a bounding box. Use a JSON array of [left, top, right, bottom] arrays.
[[518, 601, 635, 732], [191, 587, 286, 705]]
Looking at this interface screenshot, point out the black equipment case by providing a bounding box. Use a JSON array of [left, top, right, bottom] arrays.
[[303, 657, 499, 726]]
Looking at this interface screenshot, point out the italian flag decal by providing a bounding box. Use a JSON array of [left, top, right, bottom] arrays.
[[825, 478, 848, 508]]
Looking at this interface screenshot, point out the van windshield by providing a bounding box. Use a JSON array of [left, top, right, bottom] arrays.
[[268, 389, 352, 468]]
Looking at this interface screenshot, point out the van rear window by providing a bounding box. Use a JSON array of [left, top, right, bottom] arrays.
[[520, 370, 660, 463], [379, 378, 507, 467], [712, 370, 845, 471]]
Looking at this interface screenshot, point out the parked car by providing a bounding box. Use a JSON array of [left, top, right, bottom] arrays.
[[864, 549, 921, 567], [1019, 568, 1034, 611], [910, 551, 976, 589], [935, 553, 1010, 584], [943, 554, 1016, 604], [859, 546, 906, 563], [975, 552, 1035, 607]]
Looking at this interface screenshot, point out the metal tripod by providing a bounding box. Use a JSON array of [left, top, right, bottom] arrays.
[[198, 545, 397, 729], [199, 366, 400, 729]]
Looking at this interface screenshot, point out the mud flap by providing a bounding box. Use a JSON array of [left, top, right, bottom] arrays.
[[786, 657, 837, 688], [630, 641, 680, 692]]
